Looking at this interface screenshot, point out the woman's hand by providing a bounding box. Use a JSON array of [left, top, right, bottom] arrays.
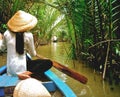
[[18, 71, 32, 80], [0, 33, 3, 40]]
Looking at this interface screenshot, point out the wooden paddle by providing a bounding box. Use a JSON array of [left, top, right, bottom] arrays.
[[36, 54, 88, 84]]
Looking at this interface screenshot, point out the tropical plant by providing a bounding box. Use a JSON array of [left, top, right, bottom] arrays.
[[79, 0, 120, 80], [54, 0, 120, 81]]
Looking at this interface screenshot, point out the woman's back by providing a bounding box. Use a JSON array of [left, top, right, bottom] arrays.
[[4, 30, 36, 76]]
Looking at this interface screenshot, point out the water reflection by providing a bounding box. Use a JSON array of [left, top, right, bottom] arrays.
[[52, 42, 57, 52], [78, 88, 87, 96], [37, 42, 120, 97]]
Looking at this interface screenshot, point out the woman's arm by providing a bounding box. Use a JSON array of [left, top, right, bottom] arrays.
[[0, 33, 6, 51], [25, 33, 36, 56], [0, 33, 3, 40]]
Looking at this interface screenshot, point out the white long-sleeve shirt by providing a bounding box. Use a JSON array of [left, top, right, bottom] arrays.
[[0, 30, 36, 76]]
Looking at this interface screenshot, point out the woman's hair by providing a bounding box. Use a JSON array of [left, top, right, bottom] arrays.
[[16, 32, 24, 54]]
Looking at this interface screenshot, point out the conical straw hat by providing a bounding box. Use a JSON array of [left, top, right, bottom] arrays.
[[13, 78, 51, 97], [7, 10, 37, 32]]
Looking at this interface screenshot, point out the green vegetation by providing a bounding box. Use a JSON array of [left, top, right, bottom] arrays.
[[0, 0, 120, 83]]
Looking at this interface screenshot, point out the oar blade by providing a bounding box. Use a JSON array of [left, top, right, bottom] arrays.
[[52, 61, 88, 84]]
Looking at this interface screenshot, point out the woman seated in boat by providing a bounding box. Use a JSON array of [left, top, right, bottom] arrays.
[[0, 10, 52, 80]]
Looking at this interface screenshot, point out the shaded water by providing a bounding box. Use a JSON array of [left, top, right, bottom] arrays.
[[0, 42, 120, 97], [37, 42, 120, 97]]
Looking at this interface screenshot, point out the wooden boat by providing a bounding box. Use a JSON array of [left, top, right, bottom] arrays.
[[0, 65, 77, 97]]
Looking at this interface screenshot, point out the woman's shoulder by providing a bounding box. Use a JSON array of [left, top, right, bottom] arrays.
[[24, 32, 34, 42], [24, 32, 33, 37], [4, 30, 14, 37], [4, 30, 10, 35]]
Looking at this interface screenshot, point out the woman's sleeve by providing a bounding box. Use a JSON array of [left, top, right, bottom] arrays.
[[0, 35, 7, 52], [26, 33, 36, 56]]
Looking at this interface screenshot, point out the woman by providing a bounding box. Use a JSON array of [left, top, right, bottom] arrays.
[[0, 10, 52, 80]]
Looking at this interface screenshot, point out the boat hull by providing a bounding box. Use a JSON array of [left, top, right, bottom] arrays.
[[0, 65, 76, 97]]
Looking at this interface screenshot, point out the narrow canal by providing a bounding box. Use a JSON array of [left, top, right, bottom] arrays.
[[0, 42, 120, 97], [36, 42, 120, 97]]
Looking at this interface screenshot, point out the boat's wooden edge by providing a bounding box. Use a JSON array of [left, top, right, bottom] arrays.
[[0, 65, 6, 75], [45, 70, 77, 97]]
